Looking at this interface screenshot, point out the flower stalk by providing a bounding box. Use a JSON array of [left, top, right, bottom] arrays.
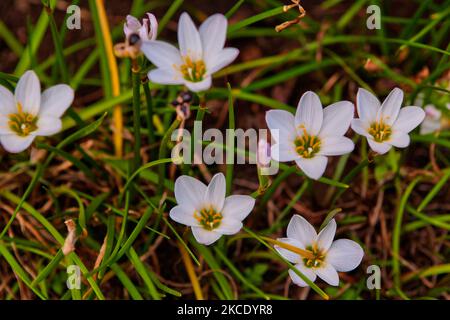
[[131, 59, 142, 176], [143, 80, 156, 159], [195, 93, 207, 122]]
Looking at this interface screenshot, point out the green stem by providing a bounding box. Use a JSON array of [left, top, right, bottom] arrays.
[[143, 81, 156, 159], [226, 84, 235, 196], [191, 93, 206, 164], [195, 94, 207, 122], [157, 118, 181, 194], [131, 66, 142, 173]]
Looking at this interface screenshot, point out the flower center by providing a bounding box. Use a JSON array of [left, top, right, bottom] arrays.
[[194, 206, 222, 231], [303, 245, 325, 268], [294, 128, 321, 158], [8, 103, 37, 137], [368, 120, 392, 142], [179, 56, 206, 82]]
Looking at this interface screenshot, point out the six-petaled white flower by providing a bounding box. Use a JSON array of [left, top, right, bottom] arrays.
[[275, 215, 364, 287], [266, 91, 355, 180], [0, 70, 74, 153], [124, 13, 158, 42], [351, 87, 425, 155], [141, 12, 239, 92], [169, 173, 255, 245]]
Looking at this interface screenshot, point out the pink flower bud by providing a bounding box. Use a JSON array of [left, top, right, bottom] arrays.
[[257, 139, 271, 168], [123, 13, 158, 42], [140, 13, 158, 41]]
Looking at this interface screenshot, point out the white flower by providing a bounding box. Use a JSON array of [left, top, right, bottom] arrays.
[[169, 173, 255, 245], [275, 215, 364, 287], [141, 12, 239, 92], [0, 70, 74, 153], [265, 91, 355, 180], [420, 104, 450, 135], [351, 87, 425, 155], [124, 13, 158, 42]]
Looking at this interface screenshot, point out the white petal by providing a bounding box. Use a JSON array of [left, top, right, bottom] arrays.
[[314, 263, 339, 286], [0, 115, 13, 134], [295, 91, 323, 136], [367, 138, 391, 154], [0, 85, 16, 115], [388, 130, 410, 148], [184, 76, 211, 92], [207, 48, 239, 75], [265, 110, 297, 142], [205, 173, 226, 211], [124, 15, 141, 38], [0, 134, 35, 153], [199, 13, 227, 67], [319, 136, 354, 156], [140, 13, 158, 41], [178, 12, 202, 60], [356, 88, 380, 122], [392, 106, 425, 133], [274, 237, 303, 263], [319, 101, 354, 137], [141, 40, 182, 70], [295, 156, 328, 180], [327, 239, 364, 272], [379, 87, 403, 125], [271, 142, 298, 162], [15, 70, 41, 115], [33, 116, 62, 136], [39, 84, 74, 118], [169, 205, 199, 227], [288, 263, 317, 287], [148, 69, 184, 85], [287, 214, 317, 248], [174, 175, 207, 211], [350, 119, 370, 136], [316, 219, 336, 251], [221, 195, 255, 221], [191, 227, 222, 245], [215, 218, 242, 235]]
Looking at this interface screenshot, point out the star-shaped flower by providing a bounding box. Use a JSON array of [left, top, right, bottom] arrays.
[[275, 215, 364, 287], [0, 70, 74, 153], [141, 12, 239, 92], [169, 173, 255, 245], [351, 87, 425, 154], [266, 91, 355, 179]]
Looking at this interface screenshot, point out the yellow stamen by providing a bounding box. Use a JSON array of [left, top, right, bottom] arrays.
[[8, 102, 37, 137], [194, 206, 223, 230], [178, 57, 206, 82], [368, 120, 392, 142], [294, 127, 321, 158]]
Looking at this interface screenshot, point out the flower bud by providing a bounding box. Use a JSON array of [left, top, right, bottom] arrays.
[[123, 13, 158, 42], [257, 138, 271, 168]]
